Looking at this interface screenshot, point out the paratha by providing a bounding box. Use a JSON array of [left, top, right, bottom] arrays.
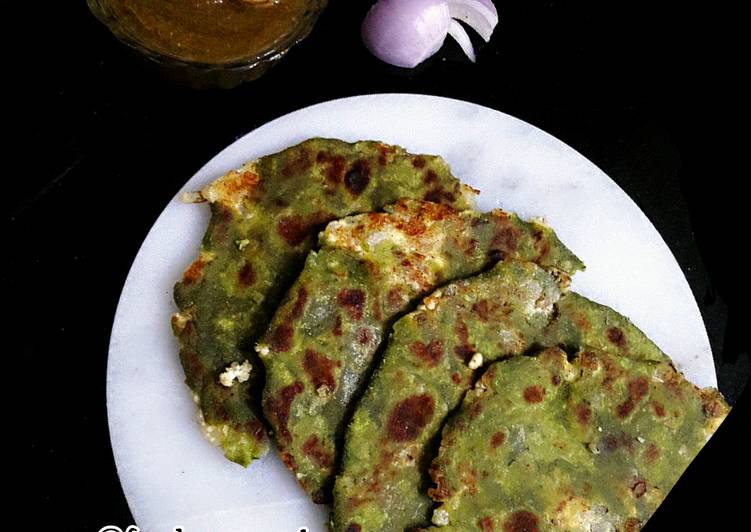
[[257, 201, 584, 500], [172, 138, 475, 465], [427, 347, 728, 531], [332, 260, 673, 531]]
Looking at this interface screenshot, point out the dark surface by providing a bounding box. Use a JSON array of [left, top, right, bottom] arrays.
[[13, 1, 747, 530]]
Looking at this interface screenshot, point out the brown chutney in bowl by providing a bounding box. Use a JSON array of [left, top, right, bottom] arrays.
[[89, 0, 327, 88]]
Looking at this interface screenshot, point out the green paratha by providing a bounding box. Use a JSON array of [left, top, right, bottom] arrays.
[[427, 347, 728, 531], [257, 200, 584, 501], [332, 260, 673, 532], [172, 138, 475, 466]]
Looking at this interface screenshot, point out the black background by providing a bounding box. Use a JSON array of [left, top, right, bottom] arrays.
[[12, 1, 748, 530]]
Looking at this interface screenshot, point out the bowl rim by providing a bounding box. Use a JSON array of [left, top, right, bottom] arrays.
[[87, 0, 328, 72]]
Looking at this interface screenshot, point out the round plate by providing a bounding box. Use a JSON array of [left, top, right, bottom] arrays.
[[108, 94, 715, 531]]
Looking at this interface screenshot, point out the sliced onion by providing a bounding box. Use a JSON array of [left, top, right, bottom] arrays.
[[362, 0, 499, 68], [447, 19, 476, 62], [447, 0, 499, 42], [362, 0, 451, 69]]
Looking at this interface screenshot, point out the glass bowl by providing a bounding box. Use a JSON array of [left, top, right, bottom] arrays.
[[87, 0, 328, 89]]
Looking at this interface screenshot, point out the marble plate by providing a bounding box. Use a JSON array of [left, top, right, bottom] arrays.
[[108, 94, 715, 532]]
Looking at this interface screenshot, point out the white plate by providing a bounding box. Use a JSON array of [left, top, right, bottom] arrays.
[[108, 94, 715, 532]]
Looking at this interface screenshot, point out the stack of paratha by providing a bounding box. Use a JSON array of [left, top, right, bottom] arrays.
[[172, 138, 728, 531]]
